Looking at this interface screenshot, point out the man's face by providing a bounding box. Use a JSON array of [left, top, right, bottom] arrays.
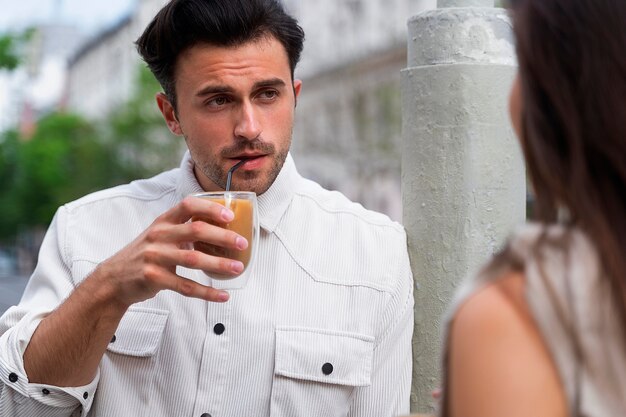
[[157, 36, 302, 194]]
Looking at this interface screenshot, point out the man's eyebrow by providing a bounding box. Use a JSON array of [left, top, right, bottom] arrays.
[[195, 79, 287, 97], [253, 78, 287, 89], [196, 85, 233, 97]]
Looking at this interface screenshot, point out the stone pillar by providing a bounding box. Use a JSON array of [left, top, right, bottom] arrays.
[[401, 1, 525, 413]]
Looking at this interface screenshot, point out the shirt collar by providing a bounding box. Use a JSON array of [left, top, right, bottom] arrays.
[[176, 151, 299, 233]]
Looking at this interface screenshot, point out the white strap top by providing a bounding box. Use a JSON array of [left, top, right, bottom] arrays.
[[441, 223, 626, 416]]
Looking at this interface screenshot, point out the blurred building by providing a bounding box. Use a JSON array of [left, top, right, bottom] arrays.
[[285, 0, 434, 79], [65, 16, 136, 120], [0, 23, 86, 136], [65, 0, 169, 120], [0, 72, 25, 133], [286, 0, 437, 220], [64, 0, 438, 221]]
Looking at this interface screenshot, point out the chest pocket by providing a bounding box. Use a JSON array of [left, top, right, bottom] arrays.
[[106, 307, 169, 357], [270, 327, 374, 417], [93, 307, 169, 417]]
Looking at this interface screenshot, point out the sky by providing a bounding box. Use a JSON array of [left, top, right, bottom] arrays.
[[0, 0, 136, 35]]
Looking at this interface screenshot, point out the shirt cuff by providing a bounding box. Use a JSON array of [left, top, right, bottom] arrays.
[[0, 310, 99, 416], [0, 356, 99, 414]]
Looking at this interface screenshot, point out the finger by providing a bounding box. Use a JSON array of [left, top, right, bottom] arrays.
[[159, 248, 245, 277], [122, 264, 229, 303], [189, 220, 248, 250], [145, 220, 247, 250], [135, 263, 230, 303], [170, 275, 230, 302], [161, 196, 234, 224]]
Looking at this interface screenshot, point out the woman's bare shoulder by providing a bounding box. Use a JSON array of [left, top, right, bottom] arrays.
[[448, 272, 568, 417]]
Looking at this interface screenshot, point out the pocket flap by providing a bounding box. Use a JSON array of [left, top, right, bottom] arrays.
[[107, 307, 169, 357], [275, 327, 374, 387]]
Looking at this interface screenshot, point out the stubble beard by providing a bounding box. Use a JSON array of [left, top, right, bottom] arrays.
[[196, 137, 291, 195]]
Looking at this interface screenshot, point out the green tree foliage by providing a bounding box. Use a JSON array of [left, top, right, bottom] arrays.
[[0, 29, 34, 71], [0, 131, 22, 238], [0, 35, 19, 70], [0, 113, 118, 237], [0, 65, 180, 241], [106, 66, 184, 182], [19, 114, 115, 223]]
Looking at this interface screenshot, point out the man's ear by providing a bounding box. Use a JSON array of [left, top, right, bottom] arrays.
[[156, 93, 183, 136], [293, 79, 302, 107], [293, 79, 302, 98]]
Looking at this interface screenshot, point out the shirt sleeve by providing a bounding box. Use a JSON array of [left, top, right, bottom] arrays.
[[0, 207, 99, 417], [348, 232, 415, 417]]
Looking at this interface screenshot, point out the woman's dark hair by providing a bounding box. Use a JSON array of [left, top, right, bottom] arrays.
[[135, 0, 305, 109], [512, 0, 626, 331]]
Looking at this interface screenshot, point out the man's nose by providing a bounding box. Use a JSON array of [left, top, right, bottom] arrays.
[[234, 101, 262, 140]]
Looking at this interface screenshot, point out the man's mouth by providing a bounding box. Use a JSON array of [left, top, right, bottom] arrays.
[[228, 154, 268, 170], [232, 153, 265, 160]]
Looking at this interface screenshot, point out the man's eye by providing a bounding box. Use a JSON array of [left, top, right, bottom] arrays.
[[258, 90, 278, 100], [207, 96, 229, 107]]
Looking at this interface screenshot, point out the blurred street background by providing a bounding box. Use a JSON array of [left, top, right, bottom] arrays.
[[0, 0, 507, 313], [0, 270, 29, 313]]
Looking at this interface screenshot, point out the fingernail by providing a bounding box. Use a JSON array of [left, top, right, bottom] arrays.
[[231, 261, 244, 273], [221, 209, 234, 222], [218, 292, 229, 302], [236, 237, 248, 250]]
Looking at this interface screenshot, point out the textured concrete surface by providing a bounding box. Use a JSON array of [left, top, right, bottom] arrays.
[[401, 5, 525, 413]]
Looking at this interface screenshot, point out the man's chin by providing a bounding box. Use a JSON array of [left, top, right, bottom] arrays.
[[228, 173, 272, 194]]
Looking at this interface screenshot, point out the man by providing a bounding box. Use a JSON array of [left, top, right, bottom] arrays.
[[0, 1, 414, 416]]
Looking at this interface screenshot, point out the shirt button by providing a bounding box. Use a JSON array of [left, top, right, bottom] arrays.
[[8, 373, 18, 383], [322, 362, 334, 375], [201, 414, 212, 417], [110, 335, 117, 343], [83, 392, 89, 399], [42, 388, 50, 395], [213, 323, 225, 335]]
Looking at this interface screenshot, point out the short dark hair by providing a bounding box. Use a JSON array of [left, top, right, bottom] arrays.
[[135, 0, 305, 108]]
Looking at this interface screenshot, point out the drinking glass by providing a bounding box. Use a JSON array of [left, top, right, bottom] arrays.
[[192, 191, 258, 289]]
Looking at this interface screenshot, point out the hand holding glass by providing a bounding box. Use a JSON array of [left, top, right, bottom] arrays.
[[192, 192, 258, 283]]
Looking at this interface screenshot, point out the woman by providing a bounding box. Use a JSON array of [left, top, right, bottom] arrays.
[[441, 0, 626, 416]]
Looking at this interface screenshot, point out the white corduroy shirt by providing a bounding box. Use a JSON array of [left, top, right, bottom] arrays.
[[0, 152, 414, 417]]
